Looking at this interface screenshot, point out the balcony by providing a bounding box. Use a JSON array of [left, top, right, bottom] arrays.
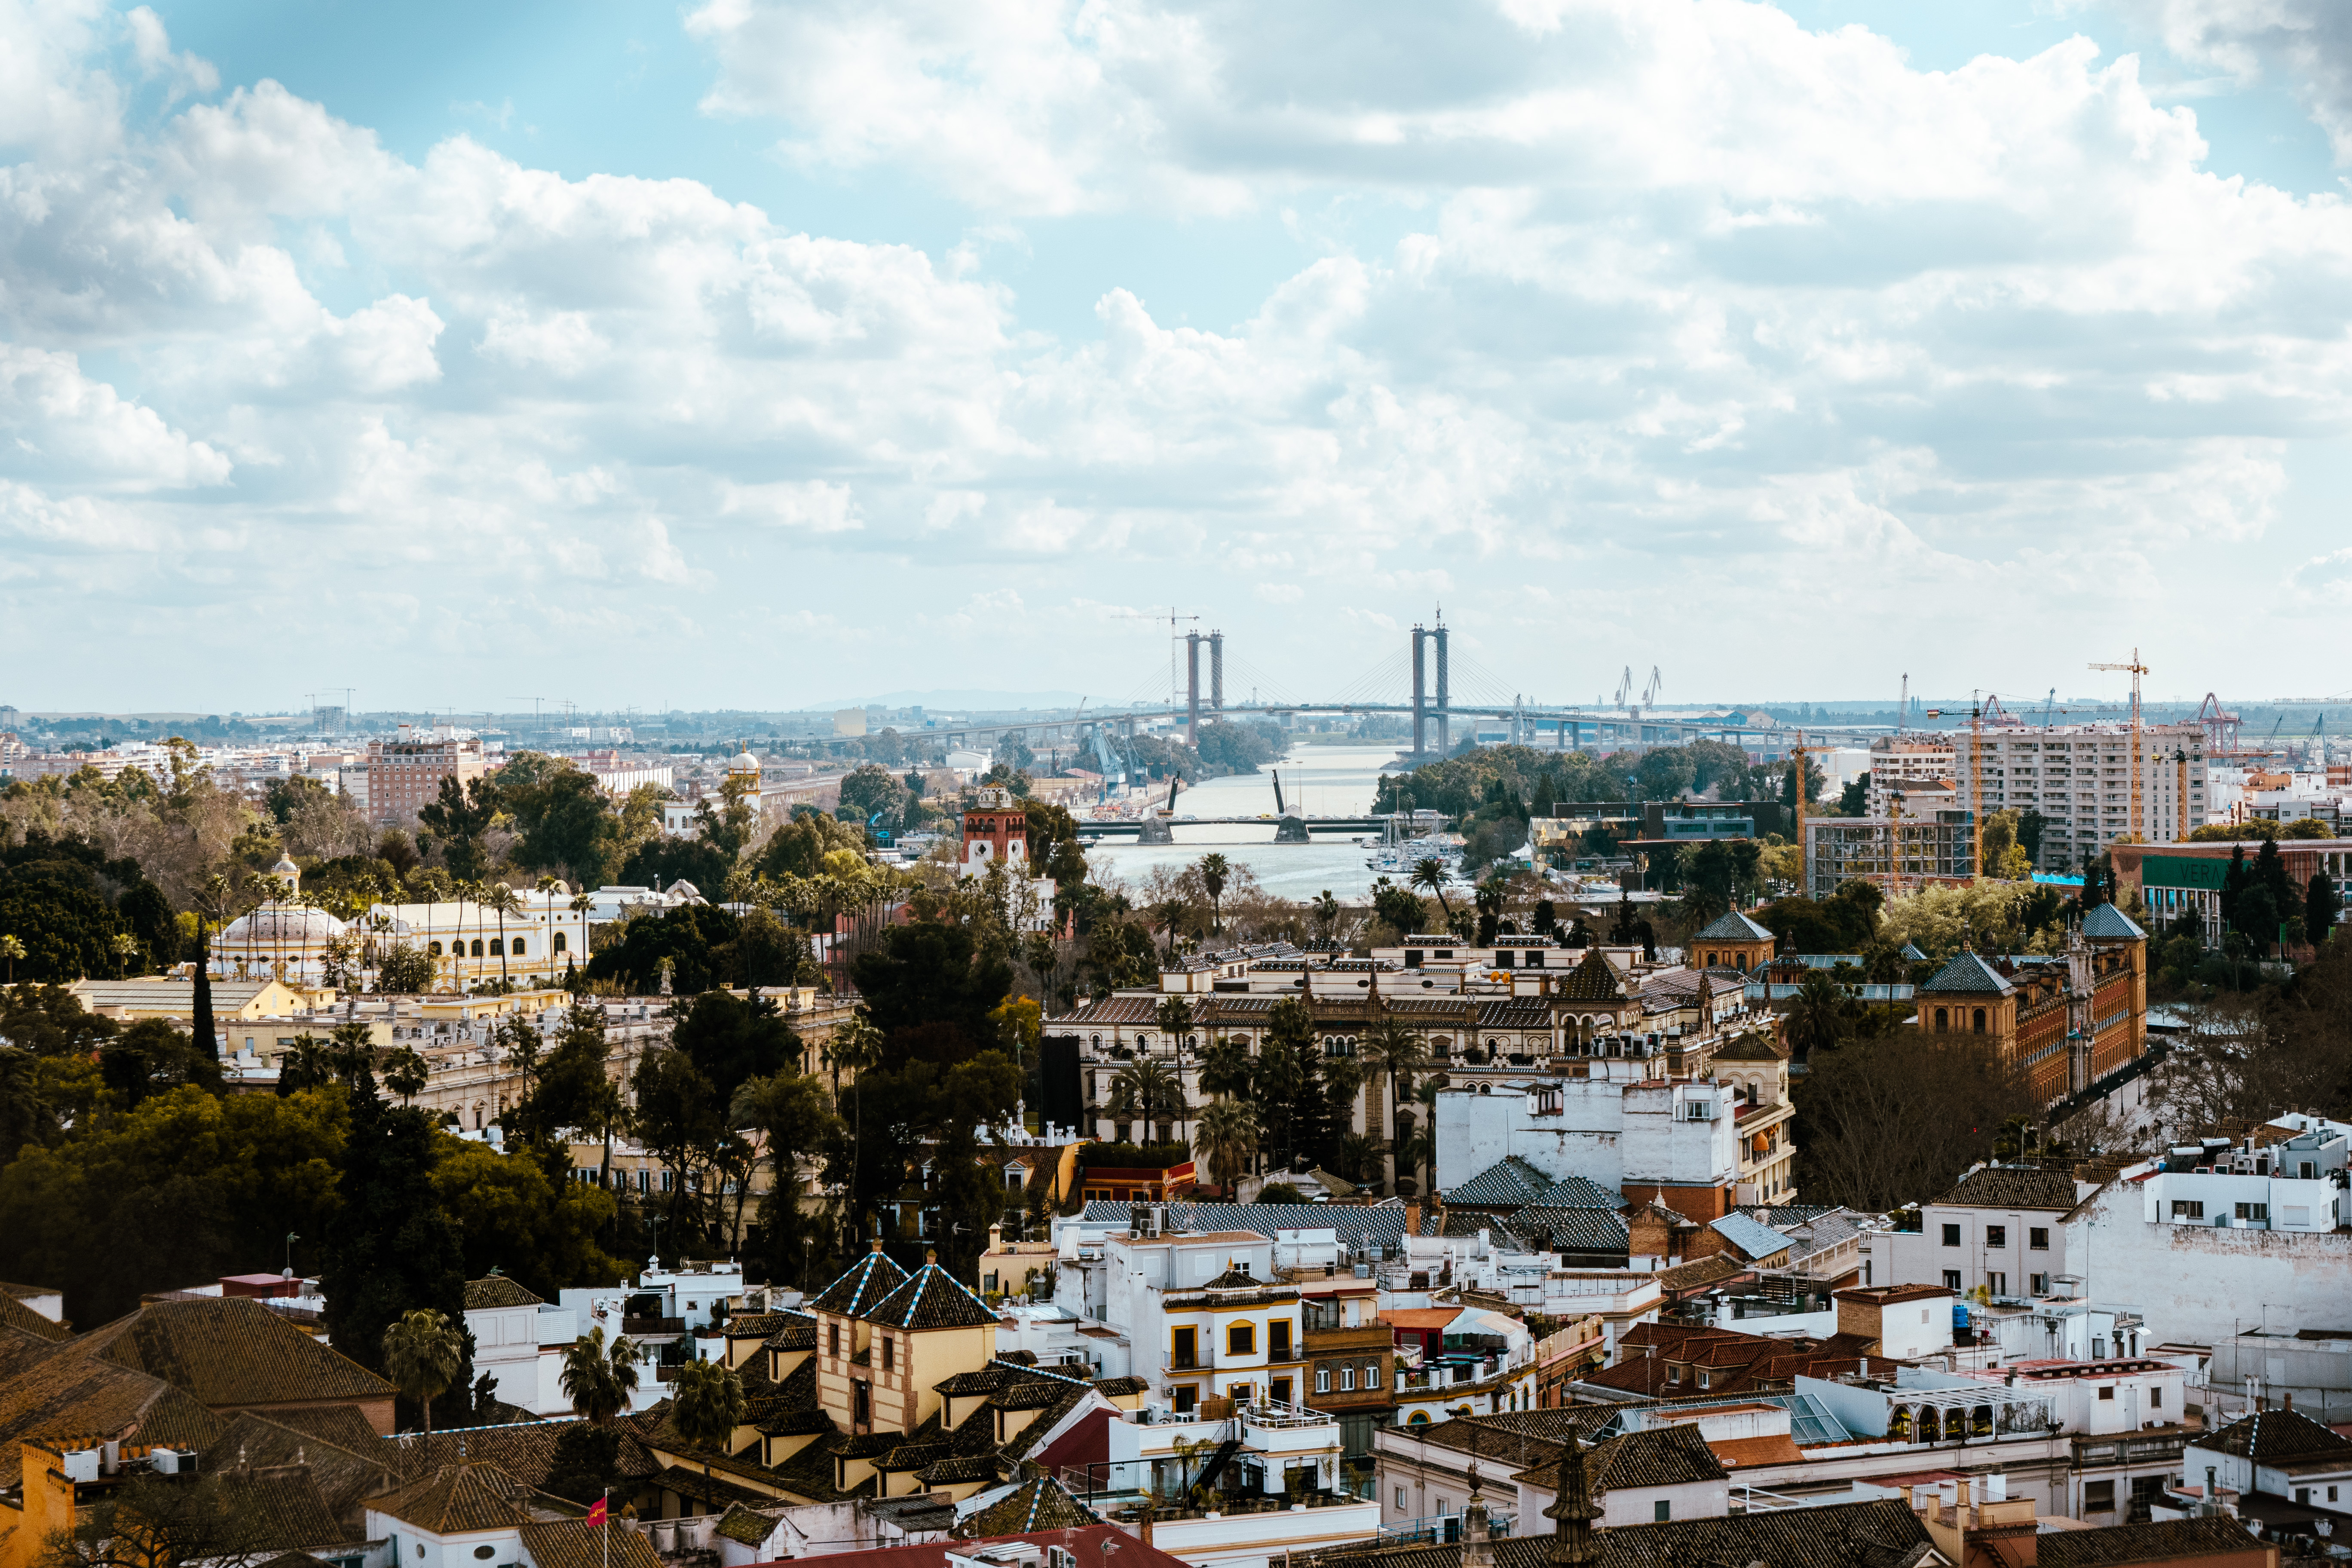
[[622, 1315, 685, 1338]]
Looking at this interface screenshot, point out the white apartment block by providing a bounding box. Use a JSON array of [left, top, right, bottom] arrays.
[[1865, 738, 1957, 817], [1954, 722, 2210, 870]]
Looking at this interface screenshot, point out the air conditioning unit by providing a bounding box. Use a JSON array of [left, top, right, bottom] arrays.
[[150, 1449, 192, 1475], [62, 1450, 99, 1484]]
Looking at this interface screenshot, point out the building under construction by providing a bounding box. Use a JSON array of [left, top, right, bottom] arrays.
[[1954, 721, 2210, 870]]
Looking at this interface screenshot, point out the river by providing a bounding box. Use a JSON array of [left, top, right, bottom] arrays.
[[1083, 743, 1415, 903]]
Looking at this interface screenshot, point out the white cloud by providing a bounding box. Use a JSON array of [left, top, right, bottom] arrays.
[[126, 6, 216, 101], [2107, 0, 2352, 160], [6, 0, 2352, 702]]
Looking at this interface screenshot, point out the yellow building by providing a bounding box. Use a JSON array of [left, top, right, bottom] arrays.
[[806, 1245, 999, 1437]]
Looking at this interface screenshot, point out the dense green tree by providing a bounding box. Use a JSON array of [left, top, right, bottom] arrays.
[[618, 835, 733, 898], [672, 989, 799, 1108], [837, 765, 910, 836], [2254, 838, 2295, 928], [99, 1019, 223, 1109], [2220, 844, 2248, 931], [630, 1048, 725, 1256], [322, 1069, 468, 1383], [848, 921, 1015, 1044], [418, 775, 502, 881], [1368, 879, 1428, 936], [498, 756, 624, 887], [0, 836, 174, 983], [1837, 772, 1871, 815], [733, 1069, 835, 1287], [431, 1133, 623, 1300], [584, 905, 741, 995], [542, 1423, 625, 1505], [1254, 997, 1335, 1171], [754, 812, 867, 881], [0, 1084, 347, 1324]]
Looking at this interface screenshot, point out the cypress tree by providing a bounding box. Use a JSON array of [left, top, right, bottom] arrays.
[[321, 1064, 469, 1414], [2307, 873, 2340, 944], [2254, 837, 2294, 917], [2220, 845, 2247, 931]]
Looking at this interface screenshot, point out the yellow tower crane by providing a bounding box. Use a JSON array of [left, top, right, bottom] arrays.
[[2088, 650, 2150, 842], [1792, 729, 1807, 900]]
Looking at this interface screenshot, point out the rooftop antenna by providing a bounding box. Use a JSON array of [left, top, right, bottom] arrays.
[[1897, 674, 1907, 738]]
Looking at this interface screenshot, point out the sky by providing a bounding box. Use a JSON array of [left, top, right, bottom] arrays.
[[9, 0, 2352, 716]]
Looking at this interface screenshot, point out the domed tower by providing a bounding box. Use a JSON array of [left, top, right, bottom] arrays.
[[270, 852, 301, 897]]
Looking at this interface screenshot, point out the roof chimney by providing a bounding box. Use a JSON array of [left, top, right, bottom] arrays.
[[2284, 1391, 2294, 1412]]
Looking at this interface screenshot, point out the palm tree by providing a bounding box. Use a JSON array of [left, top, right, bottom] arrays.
[[1311, 891, 1340, 941], [1784, 970, 1851, 1061], [1109, 1056, 1187, 1145], [1193, 1099, 1259, 1196], [671, 1357, 748, 1475], [825, 1011, 885, 1234], [560, 1326, 642, 1423], [382, 1308, 464, 1435], [1198, 1035, 1254, 1101], [110, 932, 139, 979], [1409, 858, 1453, 928], [1198, 853, 1231, 936], [1356, 1014, 1430, 1194], [1155, 898, 1190, 957], [2, 933, 25, 985], [384, 1046, 429, 1104], [568, 891, 594, 986], [1334, 1132, 1381, 1186], [485, 882, 524, 991]]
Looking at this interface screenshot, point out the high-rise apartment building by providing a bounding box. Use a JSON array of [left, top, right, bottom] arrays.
[[1954, 723, 2208, 870], [1865, 738, 1957, 817], [363, 725, 487, 827]]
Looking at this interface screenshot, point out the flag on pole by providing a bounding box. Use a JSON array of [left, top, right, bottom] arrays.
[[587, 1498, 608, 1528]]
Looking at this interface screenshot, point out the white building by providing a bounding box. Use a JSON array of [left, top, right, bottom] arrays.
[[1433, 1071, 1774, 1217], [1952, 721, 2210, 870], [1865, 737, 1956, 818], [366, 886, 593, 988], [462, 1272, 579, 1415]]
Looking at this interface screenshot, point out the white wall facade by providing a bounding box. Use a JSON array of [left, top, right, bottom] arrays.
[[1434, 1079, 1736, 1196]]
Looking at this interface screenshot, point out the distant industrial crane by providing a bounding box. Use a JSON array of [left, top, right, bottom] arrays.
[[2088, 650, 2149, 840]]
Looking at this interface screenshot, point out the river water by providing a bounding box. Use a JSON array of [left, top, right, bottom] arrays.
[[1083, 743, 1415, 903]]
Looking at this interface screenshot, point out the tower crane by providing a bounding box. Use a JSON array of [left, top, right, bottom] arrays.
[[2088, 650, 2149, 841]]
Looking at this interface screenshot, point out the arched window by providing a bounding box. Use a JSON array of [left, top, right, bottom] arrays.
[[471, 939, 484, 957], [1408, 1410, 1431, 1427], [1972, 1008, 1987, 1034], [489, 938, 504, 956], [1934, 1007, 1948, 1030], [511, 938, 526, 957], [552, 932, 567, 953], [428, 941, 443, 956]]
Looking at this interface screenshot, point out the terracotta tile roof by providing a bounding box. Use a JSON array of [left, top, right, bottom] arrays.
[[1709, 1035, 1785, 1063], [1708, 1213, 1794, 1262], [863, 1265, 997, 1331], [2198, 1406, 2352, 1462], [218, 1465, 361, 1549], [74, 1297, 395, 1409], [1091, 1376, 1149, 1396], [385, 1418, 658, 1491], [2038, 1516, 2266, 1568], [808, 1250, 912, 1318], [724, 1312, 796, 1340], [918, 1452, 1001, 1485], [1475, 999, 1553, 1029], [0, 1342, 224, 1486], [1553, 951, 1626, 1001], [1298, 1498, 1931, 1568], [207, 1409, 395, 1526], [0, 1294, 69, 1345], [370, 1462, 571, 1532], [518, 1519, 663, 1568], [713, 1504, 783, 1547], [1933, 1164, 2080, 1211], [464, 1276, 545, 1311], [1510, 1207, 1631, 1258], [762, 1314, 818, 1351], [1567, 1424, 1724, 1491], [955, 1476, 1099, 1536], [1053, 996, 1160, 1026], [1706, 1432, 1806, 1468], [1655, 1255, 1747, 1296]]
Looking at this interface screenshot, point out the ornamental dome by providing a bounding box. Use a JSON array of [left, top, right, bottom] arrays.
[[221, 903, 348, 947], [730, 750, 761, 775], [270, 853, 300, 877]]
